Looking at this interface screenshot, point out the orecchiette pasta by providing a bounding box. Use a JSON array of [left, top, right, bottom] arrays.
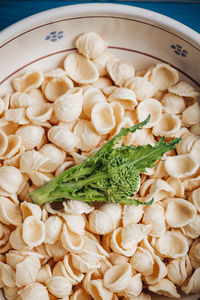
[[0, 31, 199, 300]]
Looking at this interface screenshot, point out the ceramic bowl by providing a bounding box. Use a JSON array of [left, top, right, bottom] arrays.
[[0, 3, 199, 300]]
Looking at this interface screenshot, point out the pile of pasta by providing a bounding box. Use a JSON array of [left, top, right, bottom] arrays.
[[0, 32, 200, 300]]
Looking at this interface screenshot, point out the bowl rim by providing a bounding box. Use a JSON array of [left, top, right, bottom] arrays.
[[0, 2, 199, 47]]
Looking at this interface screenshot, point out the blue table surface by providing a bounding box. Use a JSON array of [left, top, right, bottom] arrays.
[[0, 1, 200, 34]]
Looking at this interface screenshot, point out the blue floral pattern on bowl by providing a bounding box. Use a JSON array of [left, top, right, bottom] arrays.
[[171, 44, 188, 57], [45, 31, 64, 42]]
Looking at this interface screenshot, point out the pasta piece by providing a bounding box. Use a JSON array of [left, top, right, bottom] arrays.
[[5, 108, 29, 124], [0, 98, 4, 115], [39, 144, 66, 173], [20, 150, 49, 173], [165, 198, 196, 228], [103, 263, 132, 292], [16, 255, 41, 287], [73, 119, 100, 152], [181, 267, 200, 294], [155, 230, 189, 258], [167, 255, 193, 286], [189, 238, 200, 269], [0, 223, 11, 254], [109, 253, 129, 266], [152, 113, 181, 137], [136, 98, 162, 128], [60, 223, 84, 252], [108, 87, 137, 110], [144, 252, 167, 285], [167, 177, 185, 198], [76, 32, 108, 59], [121, 273, 143, 298], [69, 288, 92, 300], [125, 76, 155, 101], [176, 133, 199, 155], [54, 88, 83, 122], [21, 201, 42, 220], [130, 247, 154, 275], [92, 76, 112, 88], [168, 81, 199, 98], [0, 134, 21, 160], [45, 276, 72, 298], [142, 203, 166, 237], [91, 102, 115, 134], [0, 261, 16, 287], [9, 225, 31, 251], [55, 160, 74, 177], [42, 76, 73, 102], [0, 130, 8, 155], [22, 216, 45, 247], [64, 52, 99, 84], [107, 59, 135, 86], [109, 102, 124, 133], [45, 216, 63, 244], [0, 196, 22, 226], [189, 187, 200, 213], [149, 63, 179, 90], [182, 102, 200, 126], [45, 241, 68, 262], [93, 51, 114, 76], [3, 286, 19, 300], [63, 200, 94, 215], [36, 264, 52, 283], [26, 103, 53, 124], [149, 278, 181, 298], [18, 282, 49, 300], [62, 214, 85, 236], [123, 293, 151, 300], [12, 70, 44, 92], [122, 204, 144, 226], [82, 86, 106, 117], [16, 124, 44, 150], [164, 154, 198, 178], [181, 213, 200, 239], [161, 92, 185, 114], [190, 122, 200, 136], [48, 125, 79, 152], [10, 91, 36, 108], [131, 127, 156, 146]]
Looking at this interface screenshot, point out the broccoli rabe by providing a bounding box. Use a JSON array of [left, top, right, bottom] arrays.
[[29, 115, 181, 206]]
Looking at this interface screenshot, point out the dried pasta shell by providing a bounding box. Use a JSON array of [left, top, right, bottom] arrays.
[[167, 177, 185, 198], [0, 135, 21, 160], [122, 273, 143, 298], [39, 144, 65, 172], [161, 92, 185, 114], [54, 88, 83, 122], [189, 187, 200, 213], [125, 76, 155, 101], [107, 59, 135, 86], [0, 130, 8, 155], [3, 286, 19, 300], [63, 200, 94, 215], [131, 127, 156, 146], [149, 278, 180, 298], [45, 241, 68, 262], [62, 214, 85, 236], [110, 101, 124, 132], [142, 203, 166, 237], [93, 51, 114, 76], [63, 254, 84, 284], [168, 81, 199, 98], [20, 150, 49, 173], [12, 70, 44, 92], [189, 238, 200, 269], [5, 108, 29, 124], [21, 201, 42, 220], [82, 86, 106, 117], [76, 32, 108, 59], [181, 213, 200, 239], [45, 216, 63, 244], [167, 255, 192, 286], [26, 103, 53, 123], [0, 196, 22, 226], [0, 98, 4, 115], [22, 216, 45, 247], [9, 225, 30, 251], [84, 273, 113, 300], [152, 112, 181, 137], [164, 154, 198, 178], [108, 87, 137, 110], [91, 102, 115, 134], [18, 282, 49, 300], [122, 204, 144, 226], [144, 253, 167, 285], [103, 263, 132, 292], [130, 247, 154, 275], [190, 122, 200, 136], [61, 223, 84, 252], [155, 230, 189, 258], [36, 264, 52, 283], [16, 255, 41, 287], [149, 63, 179, 91], [46, 276, 72, 298], [181, 267, 200, 294], [16, 125, 44, 150], [0, 261, 16, 287], [73, 119, 100, 152], [165, 198, 196, 228], [48, 125, 79, 152], [10, 92, 36, 108], [64, 53, 99, 84], [176, 133, 198, 155], [42, 76, 73, 102], [182, 102, 200, 126], [136, 98, 162, 128], [70, 288, 92, 300]]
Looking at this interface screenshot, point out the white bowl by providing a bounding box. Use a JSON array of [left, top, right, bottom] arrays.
[[0, 3, 199, 300]]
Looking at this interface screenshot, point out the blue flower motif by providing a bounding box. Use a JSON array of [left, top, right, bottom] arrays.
[[45, 31, 64, 42], [171, 44, 188, 57]]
